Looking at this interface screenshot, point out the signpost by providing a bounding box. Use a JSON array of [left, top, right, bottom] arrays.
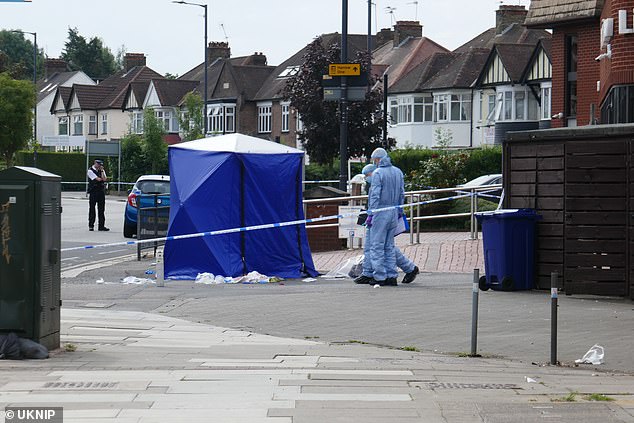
[[329, 63, 361, 76]]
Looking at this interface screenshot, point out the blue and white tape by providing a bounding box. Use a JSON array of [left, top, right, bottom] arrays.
[[60, 193, 473, 253]]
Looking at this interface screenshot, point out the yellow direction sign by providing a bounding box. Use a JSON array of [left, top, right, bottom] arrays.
[[329, 63, 361, 76]]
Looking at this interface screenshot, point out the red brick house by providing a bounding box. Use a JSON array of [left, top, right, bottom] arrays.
[[525, 0, 634, 125]]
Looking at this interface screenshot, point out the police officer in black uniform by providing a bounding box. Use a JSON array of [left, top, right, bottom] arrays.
[[87, 159, 110, 231]]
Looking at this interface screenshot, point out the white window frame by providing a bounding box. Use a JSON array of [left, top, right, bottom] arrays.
[[296, 112, 303, 132], [58, 116, 69, 135], [257, 102, 272, 134], [449, 93, 472, 121], [101, 114, 108, 135], [88, 115, 97, 135], [208, 105, 223, 133], [72, 115, 83, 135], [496, 87, 538, 122], [132, 111, 144, 134], [434, 94, 448, 122], [225, 105, 235, 133], [541, 83, 552, 120], [281, 102, 290, 132], [389, 98, 398, 125]]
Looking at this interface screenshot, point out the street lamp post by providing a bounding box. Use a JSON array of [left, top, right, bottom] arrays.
[[11, 29, 37, 166], [173, 0, 208, 135]]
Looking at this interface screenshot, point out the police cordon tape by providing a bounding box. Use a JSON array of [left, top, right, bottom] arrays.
[[60, 192, 474, 253]]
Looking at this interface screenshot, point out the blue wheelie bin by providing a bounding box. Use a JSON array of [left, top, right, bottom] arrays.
[[475, 209, 541, 291]]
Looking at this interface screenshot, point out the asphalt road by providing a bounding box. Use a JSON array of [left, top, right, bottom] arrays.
[[61, 194, 136, 272]]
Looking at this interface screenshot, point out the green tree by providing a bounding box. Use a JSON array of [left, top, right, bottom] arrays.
[[142, 108, 167, 174], [0, 30, 45, 81], [283, 37, 391, 165], [61, 28, 120, 80], [178, 91, 204, 141], [120, 133, 147, 183], [0, 73, 35, 166]]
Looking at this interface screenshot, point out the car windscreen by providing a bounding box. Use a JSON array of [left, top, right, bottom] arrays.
[[137, 180, 170, 194]]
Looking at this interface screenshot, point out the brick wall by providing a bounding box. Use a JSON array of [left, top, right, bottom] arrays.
[[550, 23, 600, 127], [305, 203, 347, 252], [599, 0, 634, 104], [237, 101, 259, 137]]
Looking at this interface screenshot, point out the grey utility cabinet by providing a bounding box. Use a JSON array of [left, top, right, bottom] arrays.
[[0, 166, 62, 350]]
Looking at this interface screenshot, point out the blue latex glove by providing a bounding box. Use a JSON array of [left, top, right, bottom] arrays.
[[365, 215, 373, 228]]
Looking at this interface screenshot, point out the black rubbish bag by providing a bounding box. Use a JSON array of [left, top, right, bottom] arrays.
[[0, 333, 22, 360], [357, 210, 367, 226]]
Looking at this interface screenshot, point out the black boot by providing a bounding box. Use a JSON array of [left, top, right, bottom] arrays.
[[402, 266, 419, 284], [354, 275, 375, 284]]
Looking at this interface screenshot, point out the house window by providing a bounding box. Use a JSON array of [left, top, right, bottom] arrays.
[[281, 103, 290, 132], [450, 94, 471, 121], [88, 115, 97, 135], [514, 92, 525, 120], [389, 99, 398, 125], [503, 92, 513, 120], [133, 112, 144, 134], [487, 94, 496, 121], [73, 115, 83, 135], [434, 95, 448, 121], [209, 106, 223, 133], [225, 105, 235, 133], [296, 113, 303, 132], [398, 97, 413, 123], [58, 117, 69, 135], [258, 103, 272, 133], [415, 95, 433, 122], [566, 35, 578, 125], [155, 110, 171, 131], [541, 86, 551, 120], [101, 114, 108, 134]]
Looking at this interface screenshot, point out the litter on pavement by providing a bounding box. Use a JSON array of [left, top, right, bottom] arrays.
[[575, 344, 605, 365], [194, 271, 282, 285], [322, 255, 364, 279]]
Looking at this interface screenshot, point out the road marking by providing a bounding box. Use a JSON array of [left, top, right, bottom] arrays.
[[61, 254, 137, 278], [61, 257, 79, 262]]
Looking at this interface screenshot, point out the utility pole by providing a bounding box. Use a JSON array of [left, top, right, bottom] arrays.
[[339, 0, 349, 192]]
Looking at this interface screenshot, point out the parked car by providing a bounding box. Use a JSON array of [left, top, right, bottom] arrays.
[[123, 175, 170, 238], [457, 174, 502, 201]]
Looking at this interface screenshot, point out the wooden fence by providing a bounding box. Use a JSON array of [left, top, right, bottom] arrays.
[[505, 124, 634, 299]]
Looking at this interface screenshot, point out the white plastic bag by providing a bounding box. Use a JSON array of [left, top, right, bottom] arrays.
[[575, 344, 605, 365], [195, 272, 215, 284], [322, 255, 364, 279]]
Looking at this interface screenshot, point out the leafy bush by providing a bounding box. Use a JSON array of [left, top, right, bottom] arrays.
[[15, 150, 87, 182]]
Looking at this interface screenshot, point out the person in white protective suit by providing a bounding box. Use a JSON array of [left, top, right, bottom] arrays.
[[354, 163, 419, 286]]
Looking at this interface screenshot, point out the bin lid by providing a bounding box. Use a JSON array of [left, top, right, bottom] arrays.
[[475, 208, 541, 220]]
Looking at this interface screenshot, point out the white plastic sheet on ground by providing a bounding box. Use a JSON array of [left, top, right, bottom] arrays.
[[575, 344, 605, 365], [194, 271, 281, 285], [322, 255, 364, 279]]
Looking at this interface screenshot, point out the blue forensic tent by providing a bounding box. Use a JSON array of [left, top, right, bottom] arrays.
[[164, 133, 318, 279]]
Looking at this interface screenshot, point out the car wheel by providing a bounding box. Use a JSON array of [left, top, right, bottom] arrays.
[[123, 220, 136, 238]]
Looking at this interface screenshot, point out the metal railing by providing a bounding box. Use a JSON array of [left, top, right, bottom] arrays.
[[302, 184, 503, 244]]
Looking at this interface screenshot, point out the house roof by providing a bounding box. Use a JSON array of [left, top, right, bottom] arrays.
[[49, 86, 72, 113], [179, 56, 275, 102], [520, 38, 553, 82], [372, 36, 449, 88], [389, 52, 456, 93], [494, 43, 536, 82], [422, 48, 491, 90], [97, 66, 164, 109], [525, 0, 605, 27], [70, 84, 117, 110], [36, 71, 87, 103], [454, 23, 550, 53], [151, 79, 199, 106], [254, 33, 373, 101]]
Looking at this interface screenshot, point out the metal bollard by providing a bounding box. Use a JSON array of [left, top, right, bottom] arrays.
[[550, 271, 558, 365], [156, 249, 165, 287], [470, 268, 480, 357]]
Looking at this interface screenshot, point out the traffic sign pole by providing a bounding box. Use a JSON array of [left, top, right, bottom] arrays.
[[339, 0, 349, 192]]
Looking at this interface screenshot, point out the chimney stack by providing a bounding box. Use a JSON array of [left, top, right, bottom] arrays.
[[375, 28, 394, 48], [123, 53, 146, 71], [206, 41, 231, 61], [496, 5, 528, 34], [247, 52, 267, 66], [44, 58, 68, 78], [394, 21, 423, 45]]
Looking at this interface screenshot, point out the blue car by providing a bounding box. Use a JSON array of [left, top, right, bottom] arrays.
[[123, 175, 170, 238]]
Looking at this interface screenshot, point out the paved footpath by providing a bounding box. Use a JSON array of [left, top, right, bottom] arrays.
[[1, 308, 633, 423], [313, 233, 485, 274]]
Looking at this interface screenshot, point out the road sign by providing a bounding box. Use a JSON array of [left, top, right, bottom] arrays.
[[329, 63, 361, 76], [323, 87, 367, 102]]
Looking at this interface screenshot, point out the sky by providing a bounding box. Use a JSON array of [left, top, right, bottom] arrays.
[[0, 0, 530, 76]]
